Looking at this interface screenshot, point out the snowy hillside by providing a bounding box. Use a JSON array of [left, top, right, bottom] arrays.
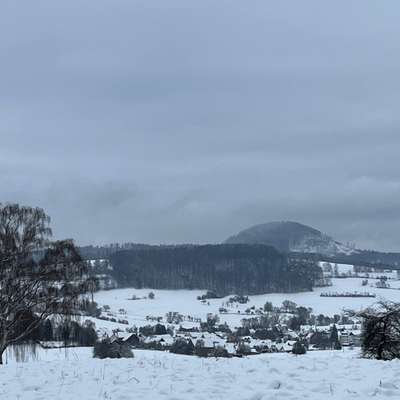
[[90, 276, 400, 334], [3, 274, 400, 399], [2, 347, 400, 400], [292, 238, 356, 256]]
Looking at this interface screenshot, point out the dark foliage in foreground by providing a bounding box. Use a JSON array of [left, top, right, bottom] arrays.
[[292, 341, 307, 355], [15, 314, 98, 347], [360, 301, 400, 360], [93, 338, 134, 359], [170, 338, 195, 355]]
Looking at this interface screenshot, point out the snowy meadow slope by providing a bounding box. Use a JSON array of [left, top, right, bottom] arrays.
[[4, 273, 400, 400], [2, 347, 400, 400], [91, 276, 400, 333]]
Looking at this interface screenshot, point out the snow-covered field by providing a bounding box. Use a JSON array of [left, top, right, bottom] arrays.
[[2, 347, 400, 400], [4, 276, 400, 399], [92, 277, 400, 332]]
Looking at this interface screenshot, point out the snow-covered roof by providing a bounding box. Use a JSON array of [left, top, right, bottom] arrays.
[[180, 332, 226, 348], [143, 334, 174, 345]]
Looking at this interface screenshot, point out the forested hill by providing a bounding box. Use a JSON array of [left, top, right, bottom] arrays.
[[225, 221, 356, 255], [109, 244, 322, 296]]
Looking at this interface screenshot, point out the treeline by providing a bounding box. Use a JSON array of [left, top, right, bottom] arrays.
[[289, 251, 400, 271], [109, 244, 322, 296], [79, 243, 400, 271], [337, 250, 400, 269], [79, 243, 154, 259], [79, 243, 195, 260]]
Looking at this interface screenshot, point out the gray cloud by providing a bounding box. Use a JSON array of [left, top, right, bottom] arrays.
[[1, 1, 400, 250]]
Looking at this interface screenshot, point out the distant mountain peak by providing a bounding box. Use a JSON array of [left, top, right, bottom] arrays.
[[225, 221, 356, 256]]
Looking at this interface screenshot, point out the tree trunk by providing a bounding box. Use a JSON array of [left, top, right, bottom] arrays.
[[0, 347, 5, 365], [377, 344, 383, 360], [0, 330, 7, 366]]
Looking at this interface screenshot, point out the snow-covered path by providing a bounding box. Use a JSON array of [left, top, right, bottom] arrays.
[[1, 348, 400, 400]]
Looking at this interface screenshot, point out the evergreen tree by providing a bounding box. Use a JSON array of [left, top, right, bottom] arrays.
[[264, 302, 273, 312], [330, 324, 339, 348]]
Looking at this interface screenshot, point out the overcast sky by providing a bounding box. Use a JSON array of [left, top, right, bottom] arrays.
[[1, 1, 400, 250]]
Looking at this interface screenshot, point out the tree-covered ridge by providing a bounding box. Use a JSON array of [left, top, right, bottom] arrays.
[[109, 244, 322, 296], [226, 221, 323, 251]]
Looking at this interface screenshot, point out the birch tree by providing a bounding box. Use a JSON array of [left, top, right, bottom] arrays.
[[0, 204, 90, 364]]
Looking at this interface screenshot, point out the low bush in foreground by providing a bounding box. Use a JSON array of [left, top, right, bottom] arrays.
[[93, 338, 134, 359], [292, 341, 307, 355]]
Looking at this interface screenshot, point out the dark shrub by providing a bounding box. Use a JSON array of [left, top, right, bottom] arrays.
[[79, 321, 98, 346], [309, 331, 331, 350], [153, 324, 167, 335], [93, 338, 134, 359], [235, 327, 251, 337], [292, 341, 307, 355], [170, 338, 194, 355], [264, 302, 273, 312], [334, 340, 342, 350], [197, 290, 221, 300], [212, 346, 230, 358], [139, 325, 155, 337]]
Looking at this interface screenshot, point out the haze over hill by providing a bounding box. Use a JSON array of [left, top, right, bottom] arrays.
[[225, 221, 357, 256]]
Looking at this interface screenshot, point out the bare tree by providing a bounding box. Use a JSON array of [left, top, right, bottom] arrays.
[[0, 204, 91, 364], [359, 301, 400, 360]]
